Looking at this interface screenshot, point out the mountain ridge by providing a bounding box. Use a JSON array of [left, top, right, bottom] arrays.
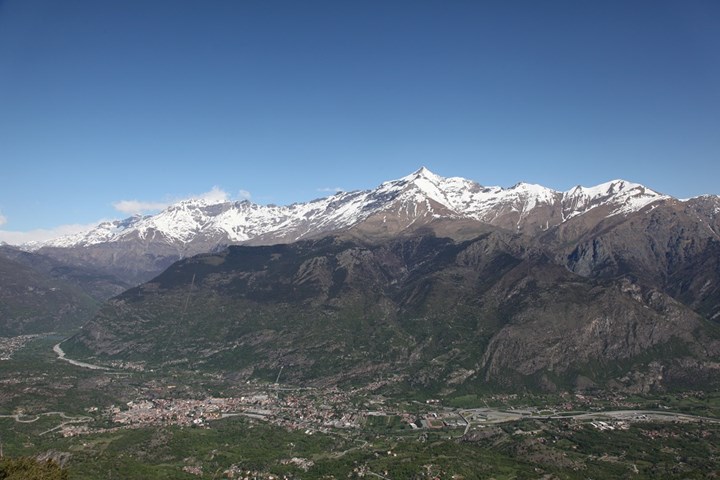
[[14, 168, 715, 291], [26, 168, 674, 250], [63, 232, 720, 393]]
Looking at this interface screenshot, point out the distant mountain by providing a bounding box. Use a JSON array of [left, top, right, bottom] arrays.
[[0, 245, 131, 301], [33, 167, 670, 247], [0, 249, 99, 335], [25, 168, 675, 285]]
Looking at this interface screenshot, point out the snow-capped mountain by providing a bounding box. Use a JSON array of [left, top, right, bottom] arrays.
[[32, 167, 669, 250], [18, 168, 720, 292]]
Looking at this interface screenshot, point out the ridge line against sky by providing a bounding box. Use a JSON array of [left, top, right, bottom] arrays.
[[0, 167, 707, 245], [1, 0, 719, 241]]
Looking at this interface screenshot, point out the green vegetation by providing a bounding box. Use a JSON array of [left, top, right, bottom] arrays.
[[0, 457, 68, 480], [0, 255, 99, 336], [364, 414, 410, 432], [4, 418, 715, 479], [61, 234, 720, 397], [2, 336, 720, 478]]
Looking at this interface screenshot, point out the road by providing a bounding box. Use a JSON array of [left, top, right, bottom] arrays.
[[0, 411, 93, 423], [548, 409, 720, 424], [0, 411, 94, 435], [457, 406, 720, 429]]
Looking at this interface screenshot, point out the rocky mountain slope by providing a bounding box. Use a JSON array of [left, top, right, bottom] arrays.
[[0, 245, 131, 301], [64, 232, 720, 393], [26, 168, 674, 285], [0, 249, 99, 335], [549, 195, 720, 322], [25, 167, 720, 392]]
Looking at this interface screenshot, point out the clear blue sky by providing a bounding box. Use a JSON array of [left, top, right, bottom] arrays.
[[1, 0, 719, 242]]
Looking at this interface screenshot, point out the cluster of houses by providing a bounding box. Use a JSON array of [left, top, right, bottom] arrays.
[[0, 334, 40, 360]]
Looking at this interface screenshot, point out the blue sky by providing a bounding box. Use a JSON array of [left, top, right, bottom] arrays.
[[1, 0, 719, 243]]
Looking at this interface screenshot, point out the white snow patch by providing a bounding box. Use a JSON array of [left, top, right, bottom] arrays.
[[22, 169, 676, 249]]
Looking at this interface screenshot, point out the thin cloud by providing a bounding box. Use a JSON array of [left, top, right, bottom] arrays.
[[317, 187, 344, 193], [0, 222, 100, 245], [196, 186, 230, 204], [0, 186, 250, 245], [1, 187, 244, 246], [113, 200, 170, 215]]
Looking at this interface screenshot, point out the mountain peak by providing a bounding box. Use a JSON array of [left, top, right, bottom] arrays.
[[404, 166, 442, 182], [566, 179, 662, 199], [560, 179, 668, 220]]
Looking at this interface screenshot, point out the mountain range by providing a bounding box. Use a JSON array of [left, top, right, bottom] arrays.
[[33, 167, 674, 248], [23, 167, 690, 286], [3, 168, 719, 393]]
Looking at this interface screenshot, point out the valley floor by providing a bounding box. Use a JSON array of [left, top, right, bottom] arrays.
[[1, 334, 719, 479]]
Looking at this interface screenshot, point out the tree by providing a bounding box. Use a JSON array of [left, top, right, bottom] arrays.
[[0, 456, 69, 480]]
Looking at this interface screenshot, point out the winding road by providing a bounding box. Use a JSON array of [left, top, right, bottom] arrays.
[[0, 411, 94, 435]]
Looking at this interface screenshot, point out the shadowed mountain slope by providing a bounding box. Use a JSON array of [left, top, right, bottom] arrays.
[[0, 251, 99, 335], [64, 233, 720, 393]]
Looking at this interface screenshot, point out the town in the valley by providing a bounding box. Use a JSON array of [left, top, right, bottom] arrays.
[[2, 334, 719, 479]]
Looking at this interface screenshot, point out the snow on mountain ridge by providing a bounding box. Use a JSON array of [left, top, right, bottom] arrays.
[[561, 180, 668, 220], [29, 169, 670, 249]]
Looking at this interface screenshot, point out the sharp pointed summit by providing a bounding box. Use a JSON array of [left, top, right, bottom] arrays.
[[397, 166, 443, 184], [412, 166, 438, 178]]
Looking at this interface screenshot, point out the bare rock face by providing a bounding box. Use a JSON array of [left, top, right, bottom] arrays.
[[558, 199, 720, 322], [479, 267, 706, 384]]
